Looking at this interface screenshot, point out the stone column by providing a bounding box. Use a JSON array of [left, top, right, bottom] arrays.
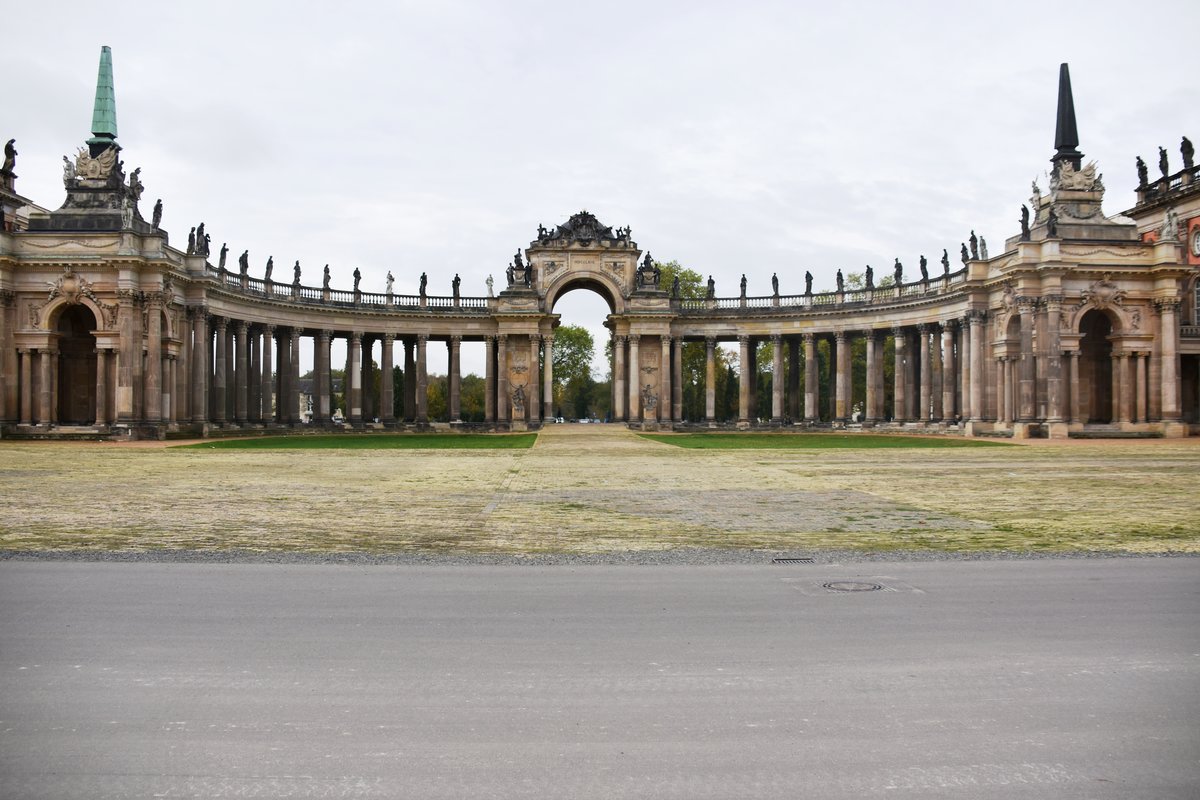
[[771, 335, 784, 423], [995, 358, 1006, 422], [403, 339, 416, 422], [1068, 351, 1081, 423], [968, 312, 985, 421], [833, 332, 848, 422], [448, 336, 461, 422], [416, 334, 429, 423], [1117, 352, 1133, 424], [484, 336, 496, 423], [258, 325, 273, 422], [378, 334, 394, 423], [864, 331, 878, 423], [542, 335, 554, 421], [672, 336, 683, 423], [314, 330, 330, 423], [916, 325, 931, 422], [212, 317, 228, 424], [526, 335, 540, 423], [94, 348, 108, 425], [115, 290, 136, 423], [1017, 300, 1036, 421], [234, 321, 249, 424], [787, 337, 801, 420], [248, 332, 261, 423], [892, 326, 906, 421], [0, 294, 11, 423], [349, 333, 363, 424], [959, 318, 971, 420], [496, 335, 508, 423], [929, 324, 943, 421], [610, 335, 624, 421], [144, 293, 162, 423], [190, 310, 208, 423], [941, 322, 956, 421], [803, 333, 818, 422], [1136, 352, 1148, 423], [361, 337, 375, 422], [19, 350, 32, 424], [1158, 300, 1181, 421], [737, 335, 751, 424], [224, 326, 235, 422], [704, 337, 716, 423], [34, 349, 51, 425], [288, 328, 301, 424], [1044, 296, 1064, 423], [165, 356, 176, 422], [624, 334, 638, 422], [657, 336, 671, 423]]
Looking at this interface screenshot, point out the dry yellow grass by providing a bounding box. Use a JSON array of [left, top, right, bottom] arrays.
[[2, 426, 1198, 554]]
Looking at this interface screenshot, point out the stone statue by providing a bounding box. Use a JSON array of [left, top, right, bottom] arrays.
[[1019, 205, 1030, 241], [419, 272, 428, 297], [121, 198, 132, 229], [452, 273, 461, 298], [835, 270, 844, 292], [128, 167, 144, 202], [707, 275, 716, 298], [1030, 179, 1041, 211], [386, 271, 394, 294], [265, 257, 274, 283], [919, 255, 928, 282], [187, 227, 196, 255], [238, 249, 249, 275], [961, 242, 970, 263], [671, 274, 680, 298], [2, 139, 15, 173], [804, 271, 813, 295], [864, 265, 873, 289], [1183, 136, 1195, 170], [202, 233, 211, 257], [642, 384, 657, 410], [151, 199, 162, 230], [293, 261, 301, 284], [322, 264, 331, 290], [353, 268, 361, 292], [486, 274, 494, 296], [219, 243, 228, 269], [62, 155, 76, 185], [524, 263, 532, 287], [740, 274, 748, 297], [893, 258, 903, 284], [1136, 156, 1149, 187], [514, 250, 524, 269], [771, 272, 779, 296], [1047, 208, 1059, 237], [537, 223, 546, 239], [1158, 146, 1169, 178], [196, 222, 206, 248], [1161, 208, 1179, 241], [969, 231, 978, 260], [511, 384, 526, 415], [940, 249, 950, 274], [506, 264, 514, 286], [980, 237, 989, 260]]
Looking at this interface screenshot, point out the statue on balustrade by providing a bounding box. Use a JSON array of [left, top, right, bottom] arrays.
[[218, 243, 228, 270], [1019, 205, 1030, 241], [453, 273, 461, 299], [1047, 208, 1059, 237], [420, 272, 428, 297], [238, 249, 249, 276], [196, 222, 206, 251], [893, 258, 903, 284], [187, 227, 196, 255], [151, 199, 162, 230], [918, 255, 928, 283], [1, 139, 15, 173], [293, 261, 301, 284], [265, 257, 274, 283], [740, 274, 747, 297], [486, 274, 494, 296], [672, 274, 680, 298], [1136, 156, 1149, 187], [941, 249, 950, 275], [804, 271, 813, 295], [771, 272, 779, 296], [201, 233, 211, 257], [1158, 146, 1169, 178], [864, 265, 873, 289], [386, 271, 394, 294], [980, 237, 988, 260], [835, 269, 844, 292], [322, 264, 331, 290], [969, 231, 978, 260], [353, 268, 361, 292], [707, 275, 716, 298], [1183, 137, 1195, 170]]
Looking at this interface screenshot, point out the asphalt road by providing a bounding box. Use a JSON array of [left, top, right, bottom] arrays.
[[1, 558, 1197, 799]]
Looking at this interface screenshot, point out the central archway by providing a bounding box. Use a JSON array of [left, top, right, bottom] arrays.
[[548, 281, 618, 422], [1078, 309, 1114, 423], [55, 305, 98, 424]]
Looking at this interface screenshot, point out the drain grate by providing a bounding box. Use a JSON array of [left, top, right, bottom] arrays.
[[772, 557, 815, 564], [823, 581, 883, 592]]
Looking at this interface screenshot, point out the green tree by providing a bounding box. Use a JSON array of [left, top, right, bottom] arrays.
[[426, 374, 448, 420], [550, 324, 595, 417], [460, 373, 485, 422]]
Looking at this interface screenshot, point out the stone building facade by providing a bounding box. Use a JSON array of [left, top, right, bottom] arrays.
[[1, 55, 1197, 439]]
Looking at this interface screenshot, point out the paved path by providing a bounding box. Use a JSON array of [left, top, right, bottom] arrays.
[[2, 558, 1197, 798]]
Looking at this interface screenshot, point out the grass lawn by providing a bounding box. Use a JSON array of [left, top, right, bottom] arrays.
[[639, 433, 1011, 449], [174, 433, 538, 450]]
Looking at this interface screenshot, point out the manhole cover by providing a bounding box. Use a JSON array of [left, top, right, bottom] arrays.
[[823, 581, 883, 592]]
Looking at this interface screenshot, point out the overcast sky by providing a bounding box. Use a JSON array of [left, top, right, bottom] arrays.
[[5, 0, 1197, 377]]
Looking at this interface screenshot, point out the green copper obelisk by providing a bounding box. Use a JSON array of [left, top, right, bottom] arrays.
[[86, 45, 118, 155]]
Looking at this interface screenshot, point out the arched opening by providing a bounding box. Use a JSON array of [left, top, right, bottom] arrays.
[[549, 283, 615, 422], [56, 305, 98, 424], [1078, 309, 1114, 424]]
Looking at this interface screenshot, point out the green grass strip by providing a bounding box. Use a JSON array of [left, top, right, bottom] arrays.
[[174, 433, 538, 450], [638, 433, 1011, 449]]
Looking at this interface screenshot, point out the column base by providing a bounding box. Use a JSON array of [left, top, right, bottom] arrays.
[[1161, 421, 1188, 438], [1045, 421, 1070, 440]]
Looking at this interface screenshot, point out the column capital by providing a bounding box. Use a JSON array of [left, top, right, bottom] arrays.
[[801, 332, 815, 345], [891, 324, 906, 337], [1015, 295, 1037, 314], [450, 334, 462, 345], [942, 318, 959, 331], [616, 334, 627, 345], [628, 333, 640, 344], [965, 308, 987, 325], [350, 331, 363, 345], [187, 304, 208, 320], [705, 335, 717, 346], [0, 289, 16, 307], [737, 334, 750, 345], [288, 327, 301, 342], [213, 316, 228, 332], [770, 333, 782, 345], [262, 323, 276, 336], [1153, 297, 1181, 313], [834, 330, 846, 342], [1043, 294, 1064, 310], [319, 329, 333, 341], [235, 319, 250, 335], [661, 334, 673, 346]]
